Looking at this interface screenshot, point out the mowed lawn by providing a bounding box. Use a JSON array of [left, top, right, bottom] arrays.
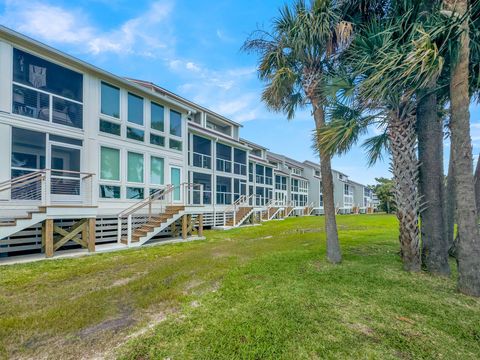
[[0, 215, 479, 359]]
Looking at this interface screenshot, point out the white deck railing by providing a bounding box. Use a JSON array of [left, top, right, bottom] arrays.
[[0, 169, 94, 206]]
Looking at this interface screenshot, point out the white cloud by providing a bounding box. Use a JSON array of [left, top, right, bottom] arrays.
[[0, 0, 174, 56]]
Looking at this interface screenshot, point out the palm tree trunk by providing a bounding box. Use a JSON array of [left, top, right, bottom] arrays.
[[474, 155, 480, 216], [388, 112, 421, 272], [312, 98, 342, 264], [445, 144, 456, 254], [444, 0, 480, 296], [417, 86, 450, 275]]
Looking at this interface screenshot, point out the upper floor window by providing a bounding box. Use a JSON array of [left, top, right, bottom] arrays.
[[251, 149, 262, 157], [127, 93, 144, 125], [12, 49, 83, 129], [13, 49, 83, 102], [192, 135, 211, 169], [151, 102, 164, 132], [206, 115, 232, 136], [101, 82, 120, 118], [170, 110, 182, 137], [234, 149, 247, 175], [216, 143, 232, 173]]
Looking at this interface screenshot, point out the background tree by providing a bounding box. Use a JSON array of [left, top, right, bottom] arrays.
[[243, 0, 347, 263], [371, 178, 396, 214]]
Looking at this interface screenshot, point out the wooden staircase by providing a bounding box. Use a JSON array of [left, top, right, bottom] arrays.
[[284, 206, 295, 218], [263, 207, 282, 221], [0, 207, 48, 240], [121, 205, 185, 244], [225, 206, 254, 227]]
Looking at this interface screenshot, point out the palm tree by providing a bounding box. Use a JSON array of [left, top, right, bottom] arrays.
[[442, 0, 480, 296], [416, 0, 450, 276], [242, 0, 349, 263]]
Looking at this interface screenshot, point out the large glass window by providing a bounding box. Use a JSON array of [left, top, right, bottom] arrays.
[[216, 176, 232, 205], [151, 102, 164, 132], [192, 172, 212, 205], [265, 167, 273, 185], [256, 164, 265, 184], [12, 49, 83, 129], [234, 178, 247, 201], [216, 143, 232, 173], [150, 156, 164, 185], [234, 149, 247, 175], [100, 82, 120, 118], [127, 152, 144, 183], [11, 128, 46, 172], [100, 147, 120, 181], [192, 135, 211, 169], [127, 93, 144, 125], [13, 48, 83, 102], [170, 110, 182, 137]]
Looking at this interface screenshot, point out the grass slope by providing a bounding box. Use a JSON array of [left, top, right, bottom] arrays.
[[0, 215, 478, 359]]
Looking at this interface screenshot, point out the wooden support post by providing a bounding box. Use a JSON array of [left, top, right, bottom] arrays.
[[182, 214, 188, 239], [198, 214, 203, 237], [88, 218, 96, 253], [44, 219, 54, 258]]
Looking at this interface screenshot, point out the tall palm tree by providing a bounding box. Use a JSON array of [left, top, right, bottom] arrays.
[[443, 0, 480, 296], [416, 0, 450, 276], [242, 0, 349, 263]]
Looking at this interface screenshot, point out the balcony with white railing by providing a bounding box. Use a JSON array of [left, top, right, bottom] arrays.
[[0, 169, 95, 207]]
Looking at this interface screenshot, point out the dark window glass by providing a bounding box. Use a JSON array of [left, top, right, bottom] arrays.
[[11, 128, 46, 170], [128, 93, 144, 125], [126, 187, 144, 199], [192, 172, 212, 204], [150, 133, 165, 147], [52, 96, 83, 128], [101, 82, 120, 118], [99, 119, 121, 136], [170, 110, 182, 136], [12, 84, 49, 121], [151, 102, 164, 132], [216, 143, 231, 160], [193, 135, 211, 155], [234, 148, 246, 164], [169, 139, 182, 151], [100, 185, 121, 199], [216, 176, 232, 205], [13, 48, 83, 102], [127, 127, 144, 142]]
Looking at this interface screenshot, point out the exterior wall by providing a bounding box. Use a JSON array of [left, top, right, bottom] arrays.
[[0, 36, 192, 216], [0, 27, 376, 228]]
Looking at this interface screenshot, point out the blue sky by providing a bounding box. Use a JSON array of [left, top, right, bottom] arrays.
[[1, 0, 479, 184]]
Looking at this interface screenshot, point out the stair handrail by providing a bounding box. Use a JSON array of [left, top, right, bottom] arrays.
[[118, 185, 174, 218], [0, 170, 45, 190]]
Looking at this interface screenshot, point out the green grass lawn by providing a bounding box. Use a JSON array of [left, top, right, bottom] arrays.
[[0, 215, 479, 359]]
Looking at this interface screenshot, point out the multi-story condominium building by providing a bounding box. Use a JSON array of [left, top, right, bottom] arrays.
[[0, 26, 375, 260]]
